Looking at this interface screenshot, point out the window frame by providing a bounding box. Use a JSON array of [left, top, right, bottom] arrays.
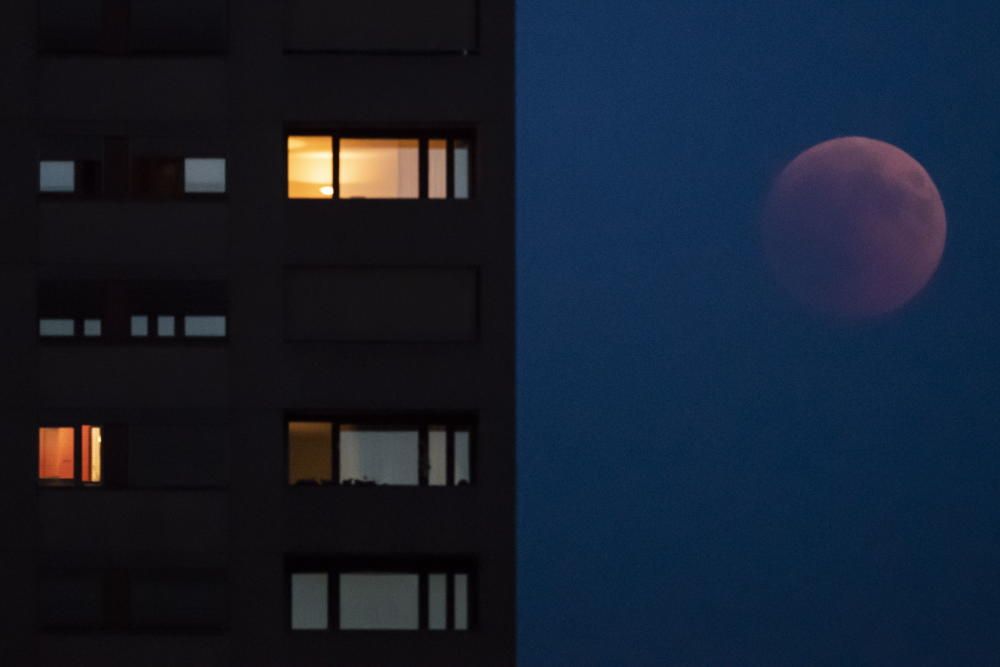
[[286, 129, 476, 201], [37, 139, 228, 202], [286, 556, 476, 633], [285, 416, 476, 488]]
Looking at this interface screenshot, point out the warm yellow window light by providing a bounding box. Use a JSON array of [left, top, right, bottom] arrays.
[[288, 421, 333, 485], [82, 425, 102, 484], [288, 135, 334, 199], [339, 139, 419, 199]]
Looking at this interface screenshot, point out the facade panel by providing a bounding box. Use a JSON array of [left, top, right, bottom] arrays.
[[3, 0, 513, 663]]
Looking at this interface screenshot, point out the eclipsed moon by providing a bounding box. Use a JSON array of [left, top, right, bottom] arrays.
[[761, 137, 947, 319]]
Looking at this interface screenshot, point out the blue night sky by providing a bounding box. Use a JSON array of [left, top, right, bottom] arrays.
[[516, 2, 1000, 665]]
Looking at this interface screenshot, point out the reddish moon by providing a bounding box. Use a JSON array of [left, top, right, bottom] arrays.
[[761, 137, 947, 319]]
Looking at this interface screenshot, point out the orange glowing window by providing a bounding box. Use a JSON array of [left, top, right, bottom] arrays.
[[287, 133, 473, 200], [288, 136, 334, 199], [339, 139, 419, 199], [38, 425, 102, 484], [39, 427, 75, 481]]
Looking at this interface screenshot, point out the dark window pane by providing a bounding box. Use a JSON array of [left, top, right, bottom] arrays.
[[129, 0, 228, 53], [132, 157, 184, 199], [38, 574, 104, 629], [38, 0, 103, 52], [130, 572, 227, 630]]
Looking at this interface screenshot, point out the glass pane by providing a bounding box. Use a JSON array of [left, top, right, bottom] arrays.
[[184, 158, 226, 193], [339, 427, 419, 485], [157, 315, 176, 337], [339, 573, 419, 630], [39, 427, 75, 480], [339, 139, 419, 199], [82, 425, 101, 484], [453, 140, 470, 199], [454, 573, 469, 630], [455, 429, 471, 485], [428, 573, 447, 630], [428, 426, 447, 486], [39, 318, 74, 337], [288, 422, 333, 485], [40, 160, 75, 193], [38, 574, 103, 629], [288, 135, 333, 199], [428, 139, 447, 199], [82, 319, 101, 337], [184, 315, 226, 337], [131, 315, 149, 337], [130, 574, 226, 629], [291, 573, 329, 630]]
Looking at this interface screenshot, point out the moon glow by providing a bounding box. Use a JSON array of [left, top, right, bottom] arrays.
[[761, 137, 947, 319]]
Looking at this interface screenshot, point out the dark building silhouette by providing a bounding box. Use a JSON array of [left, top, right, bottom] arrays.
[[0, 2, 514, 665]]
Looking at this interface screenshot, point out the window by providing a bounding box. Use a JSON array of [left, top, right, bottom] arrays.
[[129, 570, 227, 630], [340, 573, 419, 629], [284, 0, 478, 54], [39, 0, 227, 55], [39, 160, 75, 193], [38, 425, 103, 485], [287, 133, 473, 200], [184, 158, 226, 193], [288, 420, 474, 486], [38, 137, 225, 199], [132, 156, 227, 198], [289, 560, 473, 632], [40, 280, 227, 343], [39, 568, 226, 632], [130, 314, 225, 339], [38, 159, 101, 197], [291, 573, 329, 630]]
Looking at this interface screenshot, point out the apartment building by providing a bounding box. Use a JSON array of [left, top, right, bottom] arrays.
[[0, 1, 514, 664]]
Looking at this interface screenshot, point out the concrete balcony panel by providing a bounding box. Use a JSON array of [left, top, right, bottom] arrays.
[[40, 201, 228, 265], [40, 58, 227, 121], [39, 346, 229, 408], [38, 489, 228, 555]]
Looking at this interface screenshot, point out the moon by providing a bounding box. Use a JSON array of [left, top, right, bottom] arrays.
[[761, 137, 947, 319]]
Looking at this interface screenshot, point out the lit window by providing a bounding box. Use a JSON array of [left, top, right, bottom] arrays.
[[340, 427, 419, 486], [184, 158, 226, 193], [288, 135, 334, 199], [428, 139, 448, 199], [428, 573, 447, 630], [339, 139, 419, 199], [39, 160, 75, 193], [289, 564, 473, 632], [183, 315, 226, 337], [340, 573, 419, 630], [287, 134, 473, 200], [291, 573, 329, 630], [131, 315, 150, 337], [428, 426, 447, 486], [80, 425, 102, 483], [454, 139, 471, 199], [157, 315, 176, 337], [38, 427, 75, 481], [83, 319, 102, 337], [39, 317, 104, 339], [455, 429, 472, 485], [287, 421, 474, 486], [38, 425, 102, 484], [39, 318, 75, 337], [288, 421, 333, 485]]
